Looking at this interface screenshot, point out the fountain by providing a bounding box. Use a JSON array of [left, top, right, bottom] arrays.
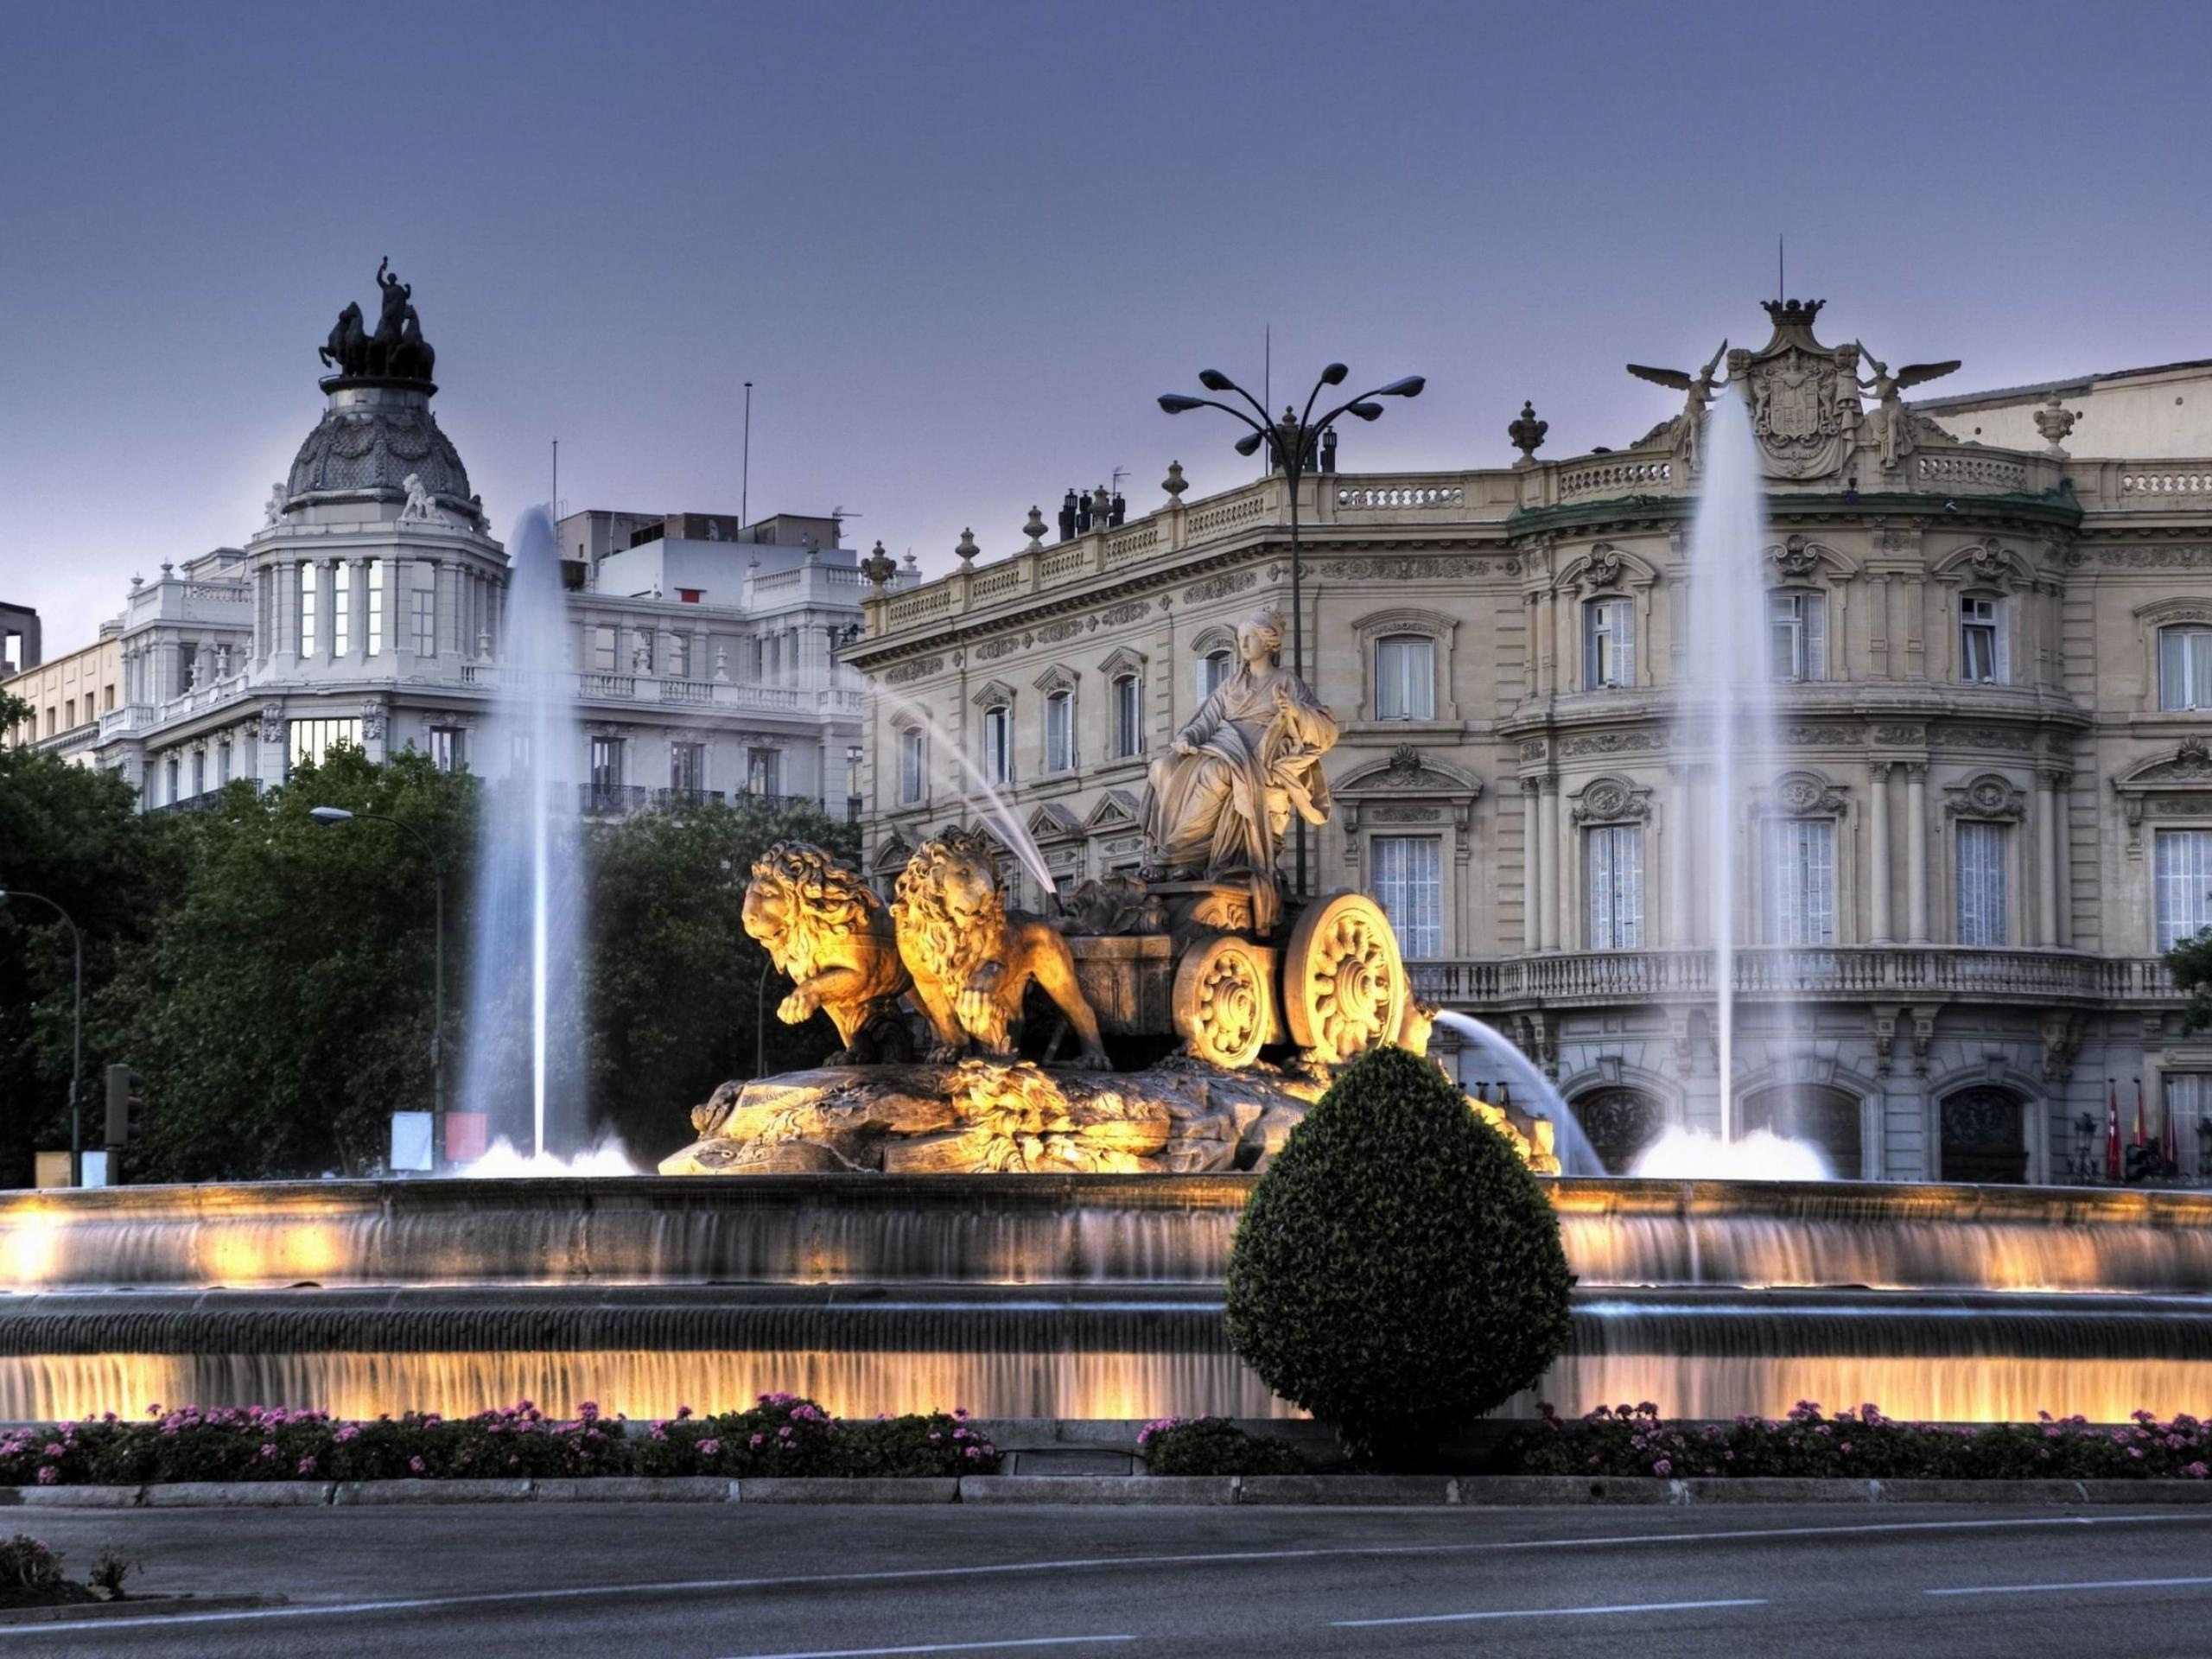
[[456, 507, 588, 1159], [1433, 1011, 1600, 1176]]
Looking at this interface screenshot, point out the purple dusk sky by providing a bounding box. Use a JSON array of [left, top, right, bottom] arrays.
[[3, 0, 2208, 652]]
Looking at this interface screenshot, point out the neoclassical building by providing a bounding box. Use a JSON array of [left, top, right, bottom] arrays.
[[847, 298, 2212, 1186], [7, 276, 885, 814]]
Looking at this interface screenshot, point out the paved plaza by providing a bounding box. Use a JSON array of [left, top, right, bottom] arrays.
[[11, 1501, 2212, 1656]]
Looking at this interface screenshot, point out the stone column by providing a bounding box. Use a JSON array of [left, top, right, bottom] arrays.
[[2054, 771, 2074, 946], [2037, 770, 2061, 947], [1522, 779, 1541, 951], [1538, 778, 1561, 952], [1869, 761, 1893, 944], [1905, 762, 1930, 944], [1668, 764, 1694, 947]]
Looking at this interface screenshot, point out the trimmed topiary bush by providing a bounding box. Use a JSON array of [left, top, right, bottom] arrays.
[[1225, 1044, 1574, 1468]]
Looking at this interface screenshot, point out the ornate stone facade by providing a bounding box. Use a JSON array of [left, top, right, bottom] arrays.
[[849, 298, 2212, 1185]]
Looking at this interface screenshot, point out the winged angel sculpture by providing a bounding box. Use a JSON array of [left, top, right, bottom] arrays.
[[1626, 340, 1727, 468], [1854, 344, 1961, 471]]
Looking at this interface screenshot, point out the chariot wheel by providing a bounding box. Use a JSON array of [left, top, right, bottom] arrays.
[[1281, 891, 1408, 1066], [1173, 934, 1271, 1069]]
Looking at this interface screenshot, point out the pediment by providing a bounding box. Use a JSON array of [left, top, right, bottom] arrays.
[[1336, 744, 1484, 795], [2117, 738, 2212, 791], [971, 678, 1015, 709], [1083, 788, 1141, 830], [1027, 802, 1084, 842]]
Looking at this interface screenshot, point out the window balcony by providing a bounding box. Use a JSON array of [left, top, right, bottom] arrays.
[[1408, 946, 2183, 1011]]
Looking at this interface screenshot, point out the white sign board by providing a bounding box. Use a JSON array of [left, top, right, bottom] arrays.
[[79, 1150, 111, 1187], [389, 1111, 435, 1173]]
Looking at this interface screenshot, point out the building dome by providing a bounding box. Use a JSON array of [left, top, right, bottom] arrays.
[[284, 381, 479, 518]]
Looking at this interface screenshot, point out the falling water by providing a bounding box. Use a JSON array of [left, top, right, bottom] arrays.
[[1433, 1011, 1601, 1175], [459, 509, 589, 1157], [870, 683, 1059, 900], [1684, 388, 1777, 1141]]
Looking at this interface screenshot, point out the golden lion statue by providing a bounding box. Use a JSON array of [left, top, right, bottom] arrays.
[[741, 841, 913, 1065], [891, 830, 1110, 1070]]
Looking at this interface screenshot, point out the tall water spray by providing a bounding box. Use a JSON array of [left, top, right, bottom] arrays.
[[1683, 388, 1778, 1141], [459, 508, 588, 1157]]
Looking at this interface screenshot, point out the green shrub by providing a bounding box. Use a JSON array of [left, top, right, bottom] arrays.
[[0, 1535, 63, 1592], [1137, 1416, 1306, 1476], [1225, 1045, 1575, 1468]]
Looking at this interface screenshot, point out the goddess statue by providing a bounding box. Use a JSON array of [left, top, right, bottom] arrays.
[[1139, 607, 1337, 933]]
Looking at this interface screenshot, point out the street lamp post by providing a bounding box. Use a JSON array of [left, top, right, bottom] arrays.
[[0, 889, 83, 1185], [310, 807, 446, 1163], [1159, 363, 1425, 899]]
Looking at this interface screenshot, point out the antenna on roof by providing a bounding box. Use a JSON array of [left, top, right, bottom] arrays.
[[1777, 235, 1785, 302], [741, 382, 753, 532]]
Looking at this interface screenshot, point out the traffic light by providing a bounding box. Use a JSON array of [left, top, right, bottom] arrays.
[[104, 1065, 144, 1149]]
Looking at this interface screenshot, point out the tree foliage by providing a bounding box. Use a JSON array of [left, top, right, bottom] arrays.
[[2166, 928, 2212, 1031], [1224, 1045, 1576, 1468]]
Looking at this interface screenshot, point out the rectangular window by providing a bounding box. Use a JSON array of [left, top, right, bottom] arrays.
[[299, 564, 319, 657], [592, 626, 617, 671], [1374, 636, 1436, 720], [899, 726, 925, 804], [671, 741, 707, 792], [2164, 1074, 2210, 1179], [427, 727, 466, 773], [1113, 675, 1141, 759], [2158, 626, 2212, 711], [670, 632, 691, 679], [511, 731, 534, 772], [367, 562, 385, 656], [410, 588, 435, 657], [1956, 820, 2009, 945], [1584, 599, 1636, 690], [332, 569, 351, 658], [1961, 595, 2006, 684], [64, 698, 75, 729], [217, 741, 231, 785], [191, 748, 205, 798], [1200, 649, 1232, 701], [677, 588, 703, 604], [1767, 592, 1827, 682], [1586, 824, 1645, 950], [2154, 828, 2212, 950], [288, 716, 363, 771], [747, 747, 782, 797], [589, 737, 624, 788], [176, 642, 197, 696], [103, 683, 116, 711], [1762, 818, 1837, 944], [1046, 690, 1074, 772], [1372, 835, 1443, 957], [983, 705, 1011, 786]]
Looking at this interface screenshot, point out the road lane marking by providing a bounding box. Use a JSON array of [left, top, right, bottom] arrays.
[[715, 1638, 1135, 1658], [6, 1512, 2207, 1637], [1338, 1598, 1766, 1627], [1929, 1574, 2212, 1598]]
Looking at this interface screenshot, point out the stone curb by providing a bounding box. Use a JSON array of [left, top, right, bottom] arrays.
[[3, 1475, 2209, 1508]]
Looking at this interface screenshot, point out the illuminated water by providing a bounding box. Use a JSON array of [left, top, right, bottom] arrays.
[[5, 1176, 2210, 1425], [458, 509, 588, 1157], [1433, 1011, 1600, 1175], [1684, 389, 1779, 1141], [870, 683, 1058, 900], [1632, 1126, 1833, 1182]]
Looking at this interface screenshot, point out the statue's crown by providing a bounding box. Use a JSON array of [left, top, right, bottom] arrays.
[[1761, 297, 1826, 327]]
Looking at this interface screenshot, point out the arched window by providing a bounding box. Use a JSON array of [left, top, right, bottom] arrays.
[[1572, 1088, 1668, 1175], [1960, 593, 2008, 684], [1583, 597, 1635, 689], [982, 704, 1011, 785], [1767, 591, 1827, 682], [1740, 1084, 1863, 1179], [2159, 624, 2212, 710], [1374, 634, 1435, 720], [1201, 649, 1232, 699], [1940, 1086, 2029, 1185], [1045, 690, 1075, 772], [1112, 673, 1142, 758]]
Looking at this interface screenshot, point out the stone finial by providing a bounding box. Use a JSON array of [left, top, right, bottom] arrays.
[[1022, 506, 1047, 551], [130, 573, 143, 590], [160, 561, 175, 578], [1509, 400, 1548, 464], [861, 540, 898, 587], [1090, 484, 1112, 522], [2034, 393, 2080, 458], [956, 528, 979, 569], [903, 551, 919, 571], [1163, 460, 1187, 501]]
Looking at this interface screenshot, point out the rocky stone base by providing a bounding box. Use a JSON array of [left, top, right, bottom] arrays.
[[659, 1058, 1559, 1176]]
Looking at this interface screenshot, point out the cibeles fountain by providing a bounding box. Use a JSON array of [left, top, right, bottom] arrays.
[[7, 293, 2212, 1433], [662, 606, 1557, 1179]]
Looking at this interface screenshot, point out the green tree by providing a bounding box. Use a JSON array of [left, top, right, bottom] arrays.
[[584, 797, 860, 1161], [1224, 1045, 1576, 1468], [2167, 928, 2212, 1031], [97, 746, 474, 1181], [0, 692, 171, 1186]]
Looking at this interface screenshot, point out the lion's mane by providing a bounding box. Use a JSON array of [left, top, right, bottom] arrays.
[[890, 829, 1005, 988], [748, 841, 887, 980]]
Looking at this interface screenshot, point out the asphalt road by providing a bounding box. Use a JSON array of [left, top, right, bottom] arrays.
[[9, 1501, 2212, 1657]]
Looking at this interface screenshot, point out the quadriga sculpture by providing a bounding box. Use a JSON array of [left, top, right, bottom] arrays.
[[741, 841, 913, 1064], [891, 829, 1110, 1070]]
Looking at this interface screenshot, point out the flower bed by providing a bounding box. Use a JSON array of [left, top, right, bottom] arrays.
[[1137, 1416, 1306, 1477], [1500, 1401, 2212, 1481], [0, 1395, 998, 1486]]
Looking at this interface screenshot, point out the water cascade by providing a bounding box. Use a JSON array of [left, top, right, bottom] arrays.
[[457, 509, 588, 1157], [1683, 388, 1783, 1141]]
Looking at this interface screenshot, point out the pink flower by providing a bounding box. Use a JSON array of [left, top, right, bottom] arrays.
[[1651, 1458, 1673, 1477], [41, 1443, 62, 1459], [749, 1433, 763, 1448], [698, 1439, 721, 1457], [409, 1456, 426, 1473], [35, 1467, 58, 1485], [297, 1457, 317, 1476], [676, 1406, 693, 1421], [258, 1443, 277, 1459], [965, 1446, 982, 1460], [2183, 1463, 2209, 1479]]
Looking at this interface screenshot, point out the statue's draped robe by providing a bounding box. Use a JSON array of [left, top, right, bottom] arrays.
[[1139, 664, 1338, 932]]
